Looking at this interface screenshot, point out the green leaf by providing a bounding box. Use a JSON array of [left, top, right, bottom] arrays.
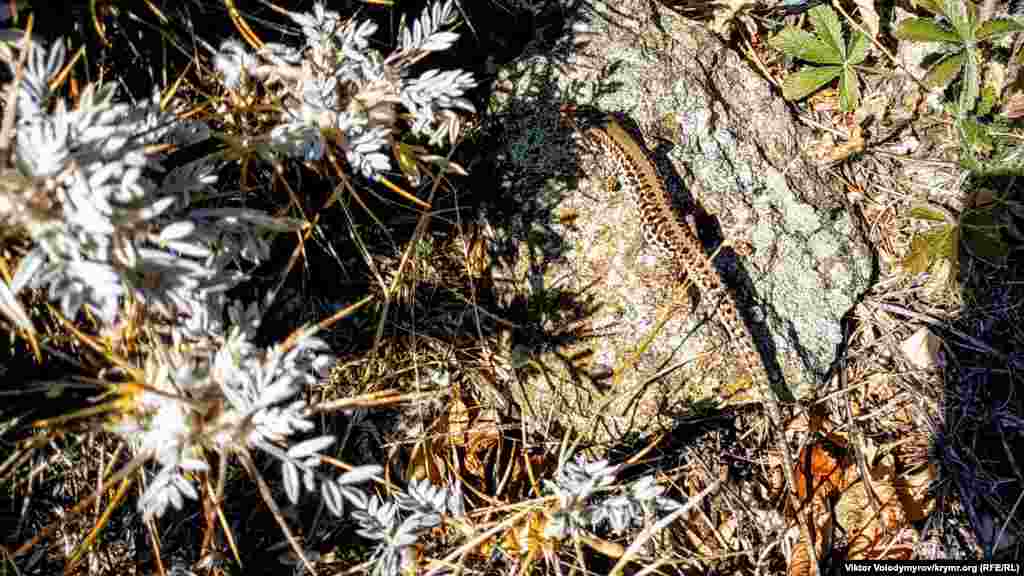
[[901, 234, 933, 274], [894, 18, 960, 44], [965, 0, 979, 31], [839, 65, 860, 111], [961, 205, 1008, 264], [909, 205, 951, 222], [781, 65, 842, 101], [977, 83, 997, 116], [923, 52, 965, 89], [847, 29, 870, 65], [958, 125, 988, 166], [976, 18, 1024, 42], [944, 0, 974, 38], [959, 48, 980, 113], [914, 0, 944, 15], [921, 225, 957, 261], [809, 5, 845, 60], [769, 27, 843, 64], [959, 116, 993, 157], [900, 221, 959, 281]]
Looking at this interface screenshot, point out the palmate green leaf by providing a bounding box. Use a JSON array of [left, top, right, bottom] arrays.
[[976, 18, 1024, 41], [809, 5, 845, 60], [769, 27, 843, 64], [923, 51, 966, 89], [847, 29, 870, 65], [839, 65, 860, 111], [782, 65, 842, 101], [894, 18, 960, 44]]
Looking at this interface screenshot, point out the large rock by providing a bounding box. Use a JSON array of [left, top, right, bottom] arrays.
[[482, 0, 872, 438]]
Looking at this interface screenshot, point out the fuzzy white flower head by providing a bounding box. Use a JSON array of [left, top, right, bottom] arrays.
[[112, 362, 202, 469], [16, 110, 71, 178]]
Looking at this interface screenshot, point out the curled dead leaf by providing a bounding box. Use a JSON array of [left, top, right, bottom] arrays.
[[793, 439, 849, 503], [837, 480, 913, 560], [900, 326, 943, 370]]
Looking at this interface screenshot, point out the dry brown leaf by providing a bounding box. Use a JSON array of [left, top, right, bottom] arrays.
[[837, 480, 912, 560], [786, 412, 811, 435], [854, 0, 880, 39], [893, 467, 935, 523], [477, 509, 551, 562], [579, 533, 626, 559], [457, 224, 492, 279], [407, 439, 447, 484], [861, 372, 899, 408], [788, 532, 812, 576], [787, 405, 936, 574], [808, 125, 865, 165], [970, 186, 998, 210], [900, 326, 943, 370], [788, 499, 834, 576], [1004, 91, 1024, 119], [447, 393, 471, 445], [794, 440, 849, 503], [464, 432, 499, 480]]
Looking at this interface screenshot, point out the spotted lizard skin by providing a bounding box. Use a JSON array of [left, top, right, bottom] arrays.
[[580, 115, 768, 393], [577, 113, 823, 573]]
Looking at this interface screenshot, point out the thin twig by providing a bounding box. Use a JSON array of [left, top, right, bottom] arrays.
[[609, 479, 722, 576], [424, 508, 533, 576], [12, 449, 151, 557], [766, 398, 821, 576], [237, 447, 317, 576]]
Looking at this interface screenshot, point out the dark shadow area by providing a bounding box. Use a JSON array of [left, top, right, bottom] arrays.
[[919, 172, 1024, 560]]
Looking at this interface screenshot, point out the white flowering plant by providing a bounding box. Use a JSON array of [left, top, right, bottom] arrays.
[[0, 38, 304, 338], [0, 3, 689, 575], [211, 0, 475, 181], [544, 455, 683, 541], [0, 2, 485, 573]]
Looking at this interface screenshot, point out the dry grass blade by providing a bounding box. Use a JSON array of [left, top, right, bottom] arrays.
[[223, 0, 264, 50], [610, 479, 721, 576], [309, 388, 421, 413], [279, 294, 375, 354], [0, 16, 31, 156], [775, 406, 821, 576], [0, 18, 41, 349], [237, 447, 317, 576], [12, 449, 151, 557], [64, 475, 132, 574], [371, 160, 448, 354], [377, 173, 432, 210], [424, 508, 534, 576]]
